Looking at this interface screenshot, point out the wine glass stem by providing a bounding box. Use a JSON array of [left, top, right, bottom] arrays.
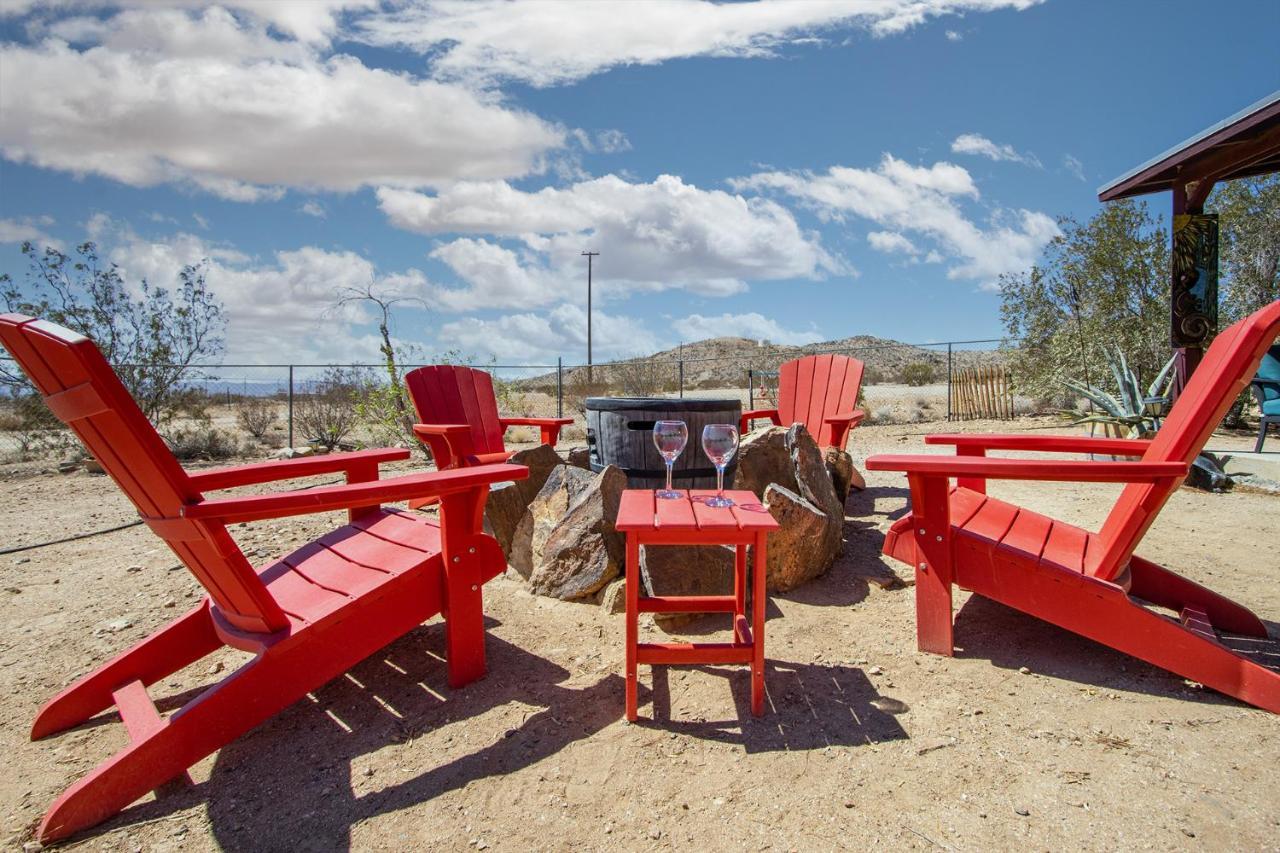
[[665, 461, 673, 493], [716, 464, 724, 497]]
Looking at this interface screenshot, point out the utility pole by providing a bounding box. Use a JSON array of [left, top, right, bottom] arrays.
[[582, 250, 599, 382]]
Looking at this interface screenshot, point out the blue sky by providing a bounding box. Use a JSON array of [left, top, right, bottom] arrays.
[[1, 0, 1277, 366]]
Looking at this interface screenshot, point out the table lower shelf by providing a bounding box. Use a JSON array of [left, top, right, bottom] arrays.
[[635, 641, 755, 665], [637, 594, 737, 613]]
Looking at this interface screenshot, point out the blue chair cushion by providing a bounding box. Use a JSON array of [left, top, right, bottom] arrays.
[[1258, 344, 1280, 384], [1263, 396, 1280, 416]]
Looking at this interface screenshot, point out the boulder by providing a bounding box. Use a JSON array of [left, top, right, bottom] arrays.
[[641, 544, 736, 630], [567, 446, 592, 471], [786, 424, 844, 558], [761, 484, 838, 591], [483, 444, 564, 557], [823, 447, 865, 504], [597, 577, 627, 614], [509, 464, 595, 579], [733, 426, 798, 499], [524, 465, 628, 600]]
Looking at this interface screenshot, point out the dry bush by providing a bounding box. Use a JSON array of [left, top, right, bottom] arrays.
[[901, 362, 936, 386], [167, 424, 242, 460], [296, 366, 367, 450], [236, 396, 278, 439]]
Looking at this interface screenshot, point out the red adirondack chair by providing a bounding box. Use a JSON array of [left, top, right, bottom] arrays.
[[739, 354, 866, 450], [0, 314, 526, 842], [404, 364, 572, 469], [867, 300, 1280, 713]]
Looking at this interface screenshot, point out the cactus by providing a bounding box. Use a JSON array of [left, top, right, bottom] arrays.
[[1065, 348, 1176, 439]]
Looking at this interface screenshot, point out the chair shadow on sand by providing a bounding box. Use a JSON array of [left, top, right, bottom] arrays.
[[78, 618, 620, 849], [79, 617, 909, 848]]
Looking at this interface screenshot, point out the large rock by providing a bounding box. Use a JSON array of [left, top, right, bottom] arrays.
[[786, 425, 844, 559], [641, 544, 736, 630], [524, 465, 628, 600], [823, 447, 865, 504], [509, 464, 595, 579], [566, 446, 592, 471], [484, 444, 564, 557], [761, 484, 838, 591], [734, 426, 798, 499]]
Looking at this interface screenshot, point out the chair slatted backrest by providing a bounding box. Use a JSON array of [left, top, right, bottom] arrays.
[[0, 315, 288, 634], [1088, 300, 1280, 580], [776, 354, 866, 449], [404, 365, 506, 457]]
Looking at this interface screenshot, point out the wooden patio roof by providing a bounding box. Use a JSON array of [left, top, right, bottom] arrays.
[[1098, 90, 1280, 203]]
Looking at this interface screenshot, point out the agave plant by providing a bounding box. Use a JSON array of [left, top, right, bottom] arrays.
[[1065, 348, 1176, 439]]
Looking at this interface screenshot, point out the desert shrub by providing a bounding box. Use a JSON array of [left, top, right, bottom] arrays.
[[870, 404, 896, 424], [356, 382, 418, 452], [0, 241, 224, 426], [167, 424, 242, 460], [901, 362, 935, 386], [0, 392, 76, 459], [862, 366, 887, 385], [236, 396, 278, 439], [296, 366, 367, 450]]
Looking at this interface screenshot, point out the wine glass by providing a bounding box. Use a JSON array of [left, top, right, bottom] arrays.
[[652, 420, 687, 499], [701, 423, 739, 508]]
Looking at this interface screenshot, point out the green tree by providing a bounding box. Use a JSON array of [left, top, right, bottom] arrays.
[[1212, 174, 1280, 321], [1, 241, 224, 424], [999, 199, 1169, 402]]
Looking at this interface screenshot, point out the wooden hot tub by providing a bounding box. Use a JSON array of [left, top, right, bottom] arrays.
[[584, 396, 742, 489]]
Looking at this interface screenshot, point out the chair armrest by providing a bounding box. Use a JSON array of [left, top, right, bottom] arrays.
[[499, 417, 574, 447], [412, 424, 477, 470], [183, 463, 527, 524], [499, 417, 574, 427], [865, 454, 1186, 483], [739, 409, 781, 433], [923, 433, 1152, 458], [189, 448, 410, 491]]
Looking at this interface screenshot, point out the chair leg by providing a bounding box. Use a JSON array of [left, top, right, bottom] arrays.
[[438, 489, 499, 688], [1085, 597, 1280, 714], [908, 475, 955, 656], [1258, 417, 1275, 453], [39, 645, 308, 842], [973, 566, 1280, 714], [39, 571, 447, 843], [1127, 556, 1268, 637], [33, 603, 221, 739]]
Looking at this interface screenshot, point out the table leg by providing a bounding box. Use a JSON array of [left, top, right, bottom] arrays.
[[625, 534, 640, 721], [751, 532, 767, 717], [734, 544, 747, 644]]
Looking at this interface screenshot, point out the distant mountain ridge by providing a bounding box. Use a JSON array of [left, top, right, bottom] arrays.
[[519, 333, 1008, 390]]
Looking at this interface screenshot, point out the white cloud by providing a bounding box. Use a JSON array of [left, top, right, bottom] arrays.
[[379, 174, 841, 310], [0, 8, 564, 200], [79, 217, 414, 362], [866, 230, 919, 255], [3, 0, 378, 45], [1063, 153, 1086, 182], [298, 200, 326, 218], [356, 0, 1045, 88], [734, 154, 1059, 288], [673, 312, 820, 345], [945, 29, 963, 41], [438, 303, 660, 364], [0, 216, 62, 250], [950, 133, 1041, 168], [571, 128, 633, 154]]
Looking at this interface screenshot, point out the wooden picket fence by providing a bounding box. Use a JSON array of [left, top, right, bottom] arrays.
[[951, 365, 1015, 420]]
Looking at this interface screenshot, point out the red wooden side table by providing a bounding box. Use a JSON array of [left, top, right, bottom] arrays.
[[615, 489, 780, 720]]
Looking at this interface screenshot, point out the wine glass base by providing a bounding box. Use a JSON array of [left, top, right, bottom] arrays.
[[655, 489, 683, 500], [703, 495, 735, 508]]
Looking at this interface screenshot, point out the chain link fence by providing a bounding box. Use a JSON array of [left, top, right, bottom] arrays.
[[0, 337, 1032, 460]]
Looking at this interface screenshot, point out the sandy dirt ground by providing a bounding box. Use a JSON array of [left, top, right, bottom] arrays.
[[1, 418, 1278, 852]]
